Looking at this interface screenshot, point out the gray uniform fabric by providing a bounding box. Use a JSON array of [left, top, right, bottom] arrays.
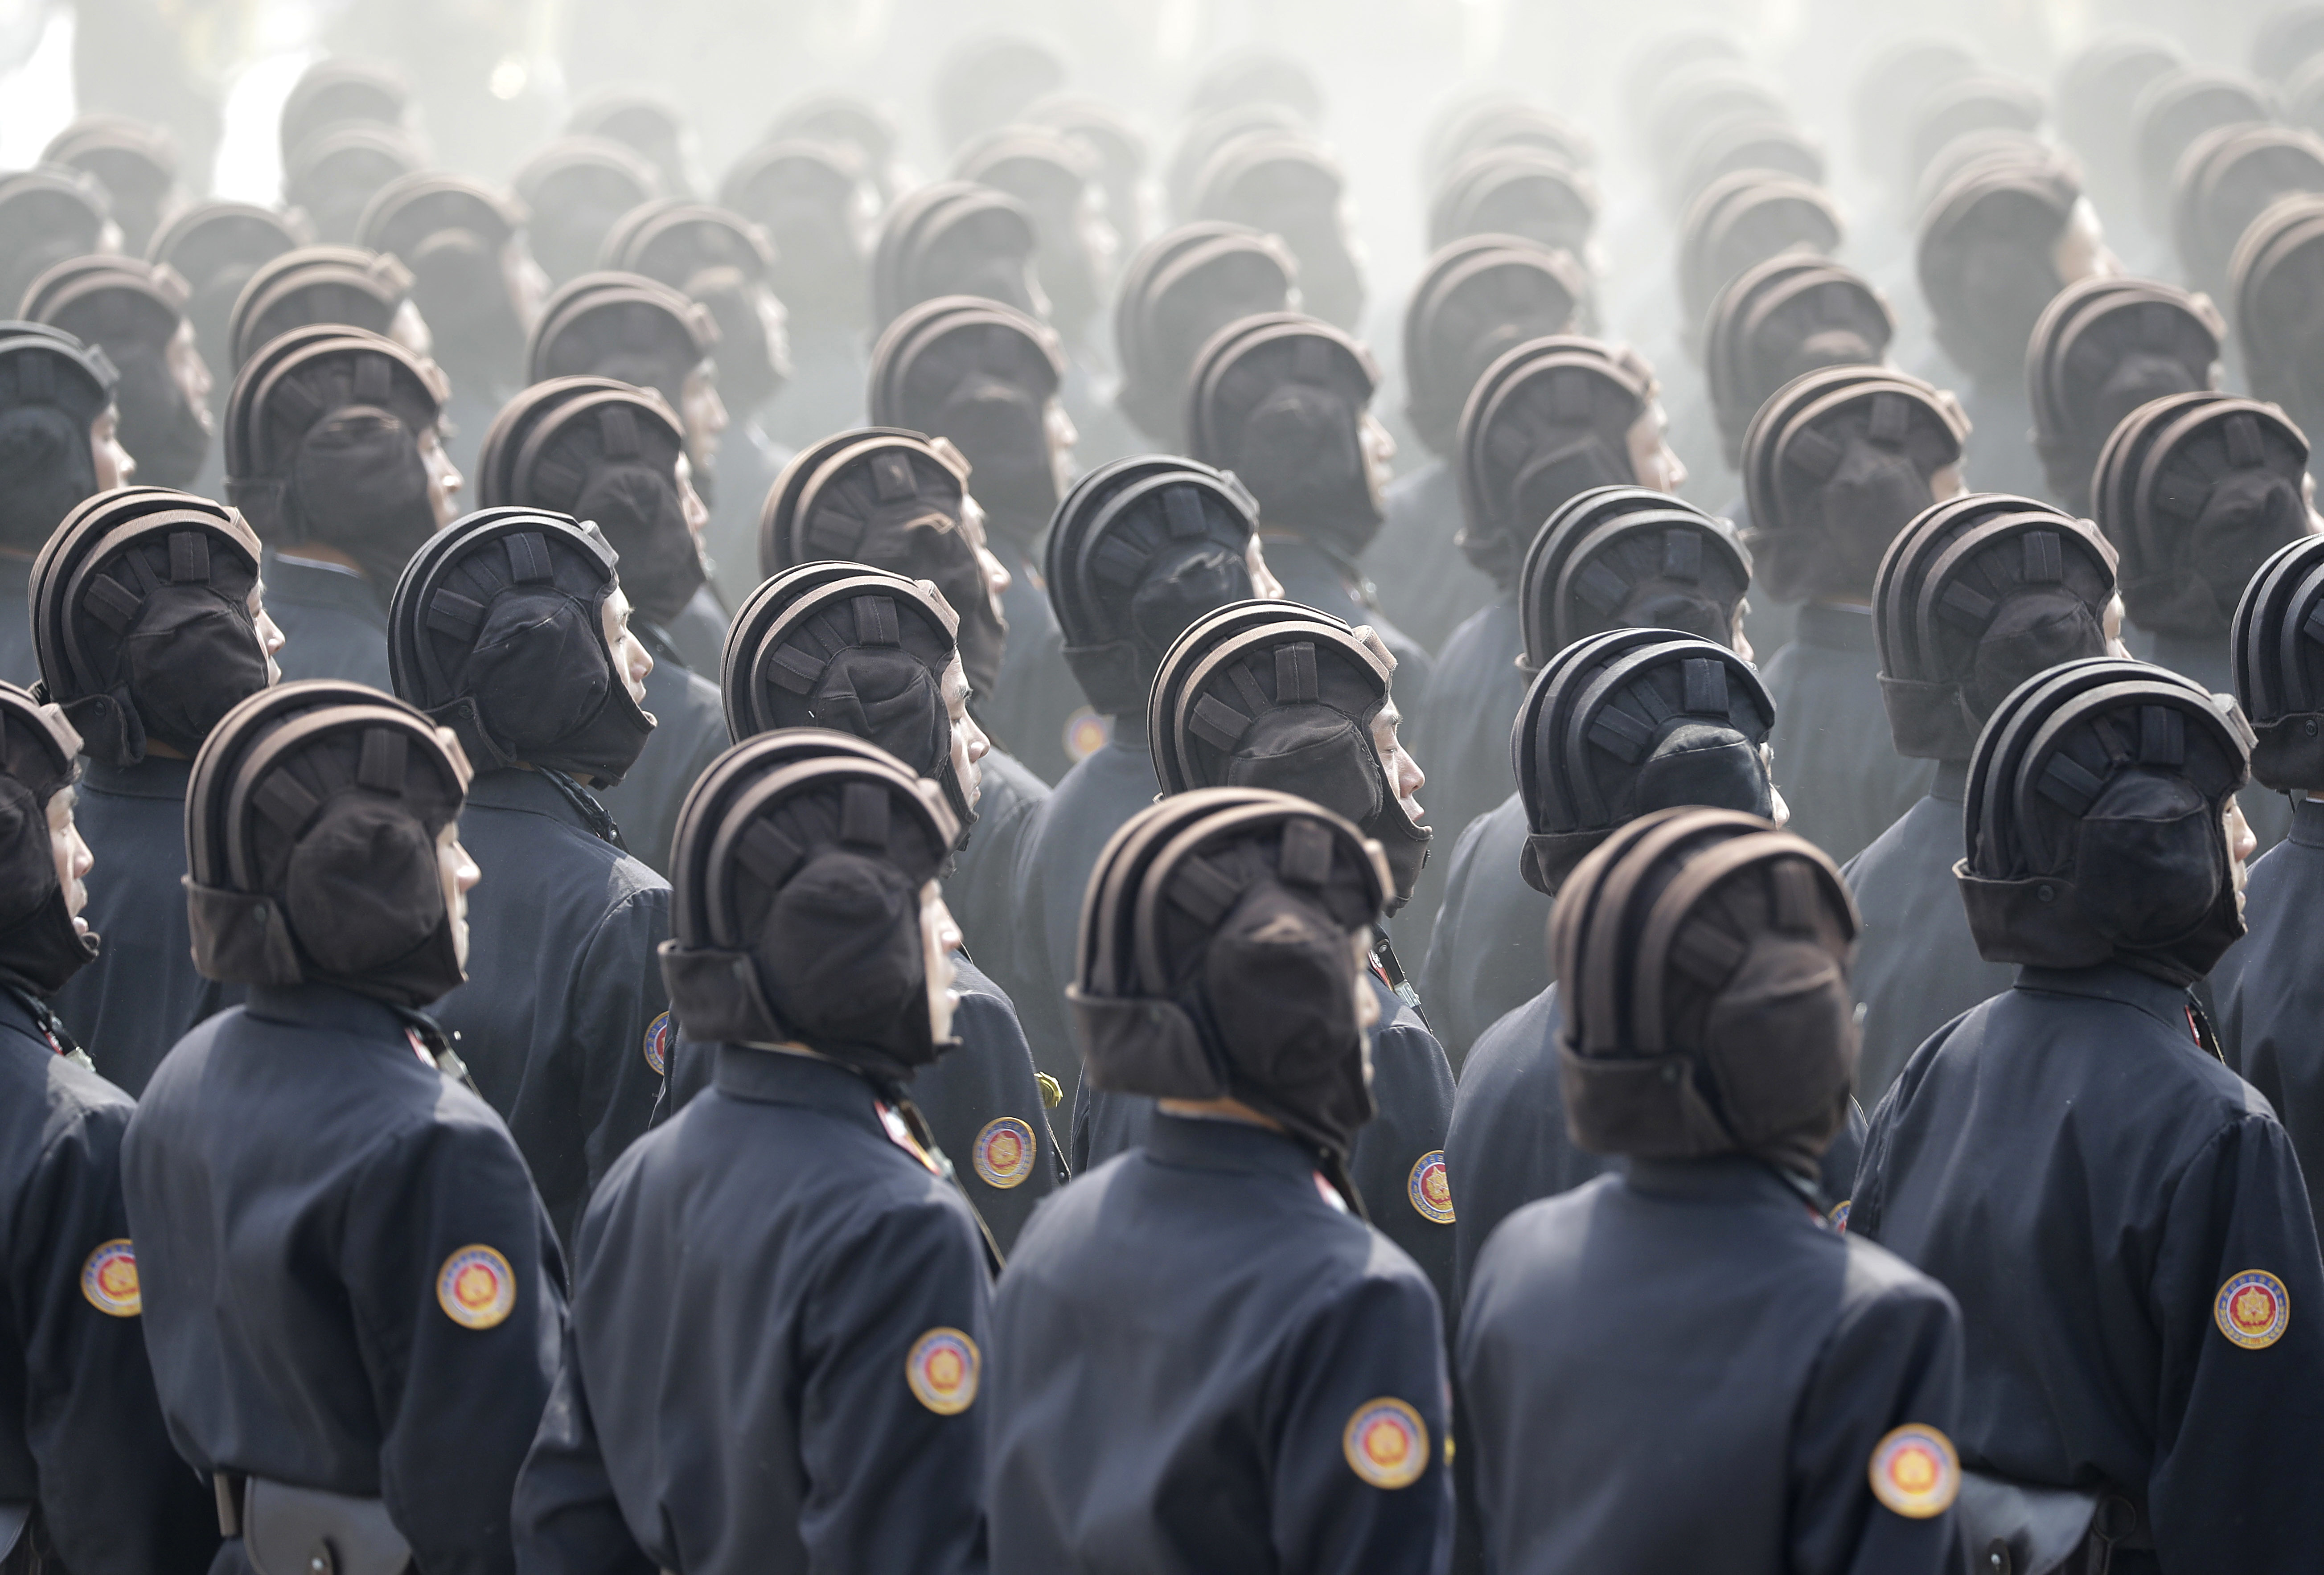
[[0, 555, 33, 687], [948, 746, 1047, 1001], [1762, 602, 1933, 865], [1363, 458, 1497, 656], [1419, 794, 1543, 1069], [1260, 533, 1436, 697], [595, 623, 728, 877], [255, 550, 394, 689], [2213, 796, 2324, 1229]]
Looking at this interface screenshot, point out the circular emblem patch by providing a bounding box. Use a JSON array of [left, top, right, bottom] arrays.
[[435, 1245, 517, 1330], [1343, 1397, 1429, 1489], [1063, 707, 1111, 762], [906, 1327, 980, 1415], [642, 1011, 673, 1076], [973, 1117, 1037, 1189], [2215, 1269, 2290, 1349], [80, 1239, 140, 1317], [1407, 1151, 1454, 1224], [1868, 1424, 1959, 1518], [1829, 1200, 1852, 1233]]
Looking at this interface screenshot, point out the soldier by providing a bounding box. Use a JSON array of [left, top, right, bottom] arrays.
[[0, 328, 133, 683], [1423, 489, 1752, 1064], [2213, 533, 2324, 1225], [2230, 191, 2324, 472], [33, 489, 286, 1090], [1462, 807, 1964, 1575], [754, 427, 1050, 992], [476, 379, 728, 874], [1851, 658, 2324, 1571], [1365, 238, 1585, 657], [386, 506, 673, 1245], [1081, 601, 1453, 1309], [283, 126, 423, 248], [1111, 223, 1296, 449], [866, 295, 1083, 781], [1406, 335, 1681, 939], [567, 90, 700, 197], [2090, 391, 2317, 849], [359, 174, 547, 478], [24, 255, 214, 490], [1744, 368, 1967, 864], [277, 59, 411, 181], [225, 245, 429, 373], [511, 138, 662, 290], [2025, 276, 2221, 517], [1185, 312, 1433, 691], [42, 114, 185, 256], [124, 682, 564, 1574], [0, 172, 116, 322], [514, 742, 994, 1575], [1008, 459, 1269, 1090], [0, 680, 217, 1573], [147, 201, 307, 491], [1845, 495, 2119, 1100], [1188, 134, 1366, 332], [222, 327, 459, 687], [871, 181, 1048, 337], [718, 570, 1065, 1247], [987, 789, 1453, 1573]]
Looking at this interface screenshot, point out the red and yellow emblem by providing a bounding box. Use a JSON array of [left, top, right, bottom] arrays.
[[1343, 1397, 1429, 1489], [1063, 707, 1112, 762], [2215, 1269, 2290, 1349], [1829, 1200, 1852, 1233], [435, 1245, 517, 1330], [642, 1011, 673, 1076], [1868, 1424, 1959, 1518], [906, 1327, 980, 1415], [973, 1117, 1037, 1189], [80, 1239, 140, 1317], [1407, 1151, 1454, 1224]]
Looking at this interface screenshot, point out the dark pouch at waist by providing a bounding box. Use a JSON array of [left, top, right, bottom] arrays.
[[1956, 1470, 2152, 1575], [220, 1475, 411, 1575]]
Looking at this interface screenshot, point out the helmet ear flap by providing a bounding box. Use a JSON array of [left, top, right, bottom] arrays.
[[1067, 989, 1224, 1099]]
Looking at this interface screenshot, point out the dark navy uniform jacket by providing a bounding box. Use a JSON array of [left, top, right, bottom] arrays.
[[0, 556, 33, 688], [1448, 984, 1866, 1314], [1073, 970, 1458, 1315], [595, 623, 731, 878], [1419, 795, 1543, 1068], [1009, 732, 1160, 1091], [259, 550, 394, 689], [0, 990, 216, 1574], [513, 1044, 993, 1575], [1404, 597, 1526, 942], [122, 982, 567, 1575], [434, 768, 671, 1246], [49, 756, 241, 1095], [947, 746, 1049, 1001], [2140, 629, 2294, 855], [987, 1112, 1454, 1575], [1837, 759, 2012, 1103], [1851, 962, 2324, 1572], [664, 955, 1064, 1254], [985, 552, 1092, 787], [1362, 459, 1497, 656], [661, 583, 729, 681], [1459, 1155, 1964, 1575], [702, 420, 787, 611], [1762, 602, 1931, 865], [1261, 533, 1436, 698], [2215, 796, 2324, 1227]]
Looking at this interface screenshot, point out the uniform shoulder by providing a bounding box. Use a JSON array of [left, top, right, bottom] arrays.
[[1462, 1173, 1618, 1298], [979, 748, 1052, 814], [1834, 1229, 1960, 1320]]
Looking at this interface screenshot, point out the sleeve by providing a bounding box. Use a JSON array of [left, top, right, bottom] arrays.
[[344, 1112, 570, 1575], [1005, 812, 1075, 1089], [511, 1325, 657, 1575], [1349, 1012, 1457, 1314], [572, 889, 675, 1196], [2145, 1115, 2324, 1567], [1786, 1268, 1966, 1575], [1266, 1265, 1454, 1575], [1818, 1099, 1868, 1211], [13, 1099, 218, 1574], [1417, 817, 1483, 1051], [796, 1193, 993, 1575]]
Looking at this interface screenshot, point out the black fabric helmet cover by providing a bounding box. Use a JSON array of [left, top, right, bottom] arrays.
[[0, 331, 119, 552], [1917, 159, 2083, 384], [0, 684, 97, 997], [1517, 484, 1752, 665], [1401, 237, 1587, 458], [32, 489, 270, 765], [28, 258, 211, 490], [185, 683, 470, 1006], [386, 508, 655, 784], [505, 388, 704, 628], [1186, 312, 1383, 557], [2231, 533, 2324, 788], [2107, 398, 2313, 638], [525, 271, 717, 413], [660, 746, 960, 1077], [1553, 807, 1857, 1172], [227, 245, 414, 371], [1113, 222, 1297, 447], [2028, 277, 2222, 512], [1514, 630, 1776, 893], [1704, 255, 1894, 466]]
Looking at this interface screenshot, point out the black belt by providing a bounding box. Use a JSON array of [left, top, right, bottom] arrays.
[[214, 1472, 411, 1575]]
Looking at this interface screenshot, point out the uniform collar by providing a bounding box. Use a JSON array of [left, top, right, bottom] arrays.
[[245, 980, 417, 1040], [1620, 1153, 1823, 1213], [1795, 601, 1878, 653], [2290, 794, 2324, 849], [0, 985, 45, 1045], [81, 753, 193, 799], [464, 766, 594, 827], [259, 549, 386, 619], [712, 1041, 884, 1122], [1929, 757, 1971, 805], [2013, 960, 2196, 1029], [1144, 1109, 1322, 1184]]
